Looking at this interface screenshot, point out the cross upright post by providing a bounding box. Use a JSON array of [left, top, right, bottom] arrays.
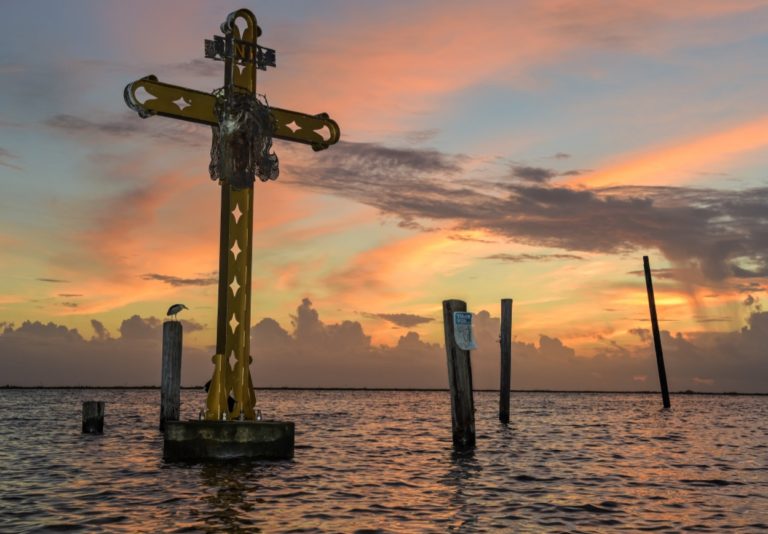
[[210, 8, 260, 422], [124, 8, 340, 423]]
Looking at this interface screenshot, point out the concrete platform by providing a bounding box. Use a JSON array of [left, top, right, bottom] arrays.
[[163, 420, 294, 461]]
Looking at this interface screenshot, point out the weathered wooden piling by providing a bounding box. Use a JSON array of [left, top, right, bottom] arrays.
[[499, 298, 513, 424], [643, 256, 671, 409], [160, 321, 183, 431], [442, 299, 476, 448], [82, 401, 104, 434]]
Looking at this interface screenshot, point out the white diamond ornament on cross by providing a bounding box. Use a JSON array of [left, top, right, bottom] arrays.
[[229, 276, 240, 296], [232, 204, 243, 223], [229, 313, 239, 333], [173, 96, 191, 110], [231, 240, 241, 260]]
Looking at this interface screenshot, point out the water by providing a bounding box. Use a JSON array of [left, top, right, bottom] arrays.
[[0, 390, 766, 532]]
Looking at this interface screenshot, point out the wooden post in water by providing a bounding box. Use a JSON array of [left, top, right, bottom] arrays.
[[82, 401, 104, 434], [442, 299, 476, 448], [643, 256, 671, 409], [499, 298, 513, 424], [160, 321, 183, 431]]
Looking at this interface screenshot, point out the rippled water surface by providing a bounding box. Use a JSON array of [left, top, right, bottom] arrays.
[[1, 390, 766, 532]]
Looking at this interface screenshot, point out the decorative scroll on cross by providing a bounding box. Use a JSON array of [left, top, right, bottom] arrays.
[[124, 8, 340, 421]]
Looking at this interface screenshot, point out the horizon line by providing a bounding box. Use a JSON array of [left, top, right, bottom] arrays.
[[1, 385, 766, 396]]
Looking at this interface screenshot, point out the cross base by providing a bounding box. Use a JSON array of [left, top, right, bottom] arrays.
[[163, 420, 295, 461]]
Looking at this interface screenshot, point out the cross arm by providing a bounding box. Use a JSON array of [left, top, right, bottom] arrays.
[[124, 75, 217, 125], [124, 76, 340, 150], [271, 108, 340, 151]]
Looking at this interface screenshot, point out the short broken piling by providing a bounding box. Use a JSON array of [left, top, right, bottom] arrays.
[[442, 299, 476, 448], [643, 256, 671, 409], [160, 321, 183, 431], [499, 298, 512, 424], [82, 401, 104, 434]]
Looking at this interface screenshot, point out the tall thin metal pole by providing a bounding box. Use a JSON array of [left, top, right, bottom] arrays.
[[643, 256, 671, 409], [499, 298, 512, 424]]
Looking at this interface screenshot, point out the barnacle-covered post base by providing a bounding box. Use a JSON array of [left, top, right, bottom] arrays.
[[164, 420, 294, 461]]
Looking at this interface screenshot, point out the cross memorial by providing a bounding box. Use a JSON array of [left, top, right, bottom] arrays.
[[124, 8, 339, 422]]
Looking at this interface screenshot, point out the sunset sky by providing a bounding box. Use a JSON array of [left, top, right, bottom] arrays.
[[1, 0, 767, 391]]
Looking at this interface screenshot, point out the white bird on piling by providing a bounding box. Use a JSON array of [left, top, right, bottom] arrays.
[[166, 303, 189, 321]]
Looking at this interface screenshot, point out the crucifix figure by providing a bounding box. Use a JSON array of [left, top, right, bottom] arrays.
[[124, 8, 339, 421]]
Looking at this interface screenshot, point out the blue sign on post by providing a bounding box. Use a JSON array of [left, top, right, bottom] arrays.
[[453, 311, 477, 350]]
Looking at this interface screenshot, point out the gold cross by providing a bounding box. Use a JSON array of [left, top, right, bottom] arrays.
[[124, 8, 339, 421]]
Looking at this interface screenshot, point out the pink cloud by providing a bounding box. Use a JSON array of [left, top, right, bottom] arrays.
[[260, 1, 767, 135]]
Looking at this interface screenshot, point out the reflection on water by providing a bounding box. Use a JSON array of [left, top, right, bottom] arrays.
[[0, 389, 766, 532], [444, 449, 482, 532], [200, 463, 253, 531]]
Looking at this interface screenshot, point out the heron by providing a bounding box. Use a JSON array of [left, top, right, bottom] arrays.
[[166, 303, 189, 321]]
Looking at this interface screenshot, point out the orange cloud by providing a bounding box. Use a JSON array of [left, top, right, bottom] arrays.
[[323, 232, 453, 303], [254, 197, 379, 251], [568, 116, 768, 188], [42, 174, 268, 314], [314, 228, 527, 344], [0, 295, 25, 307]]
